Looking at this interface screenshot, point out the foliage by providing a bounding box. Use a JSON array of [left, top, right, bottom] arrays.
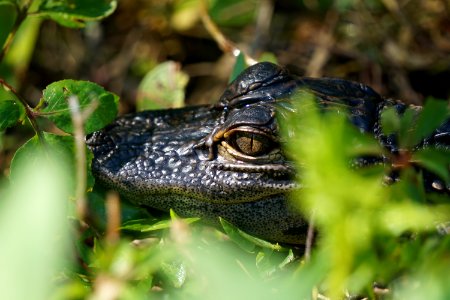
[[0, 0, 449, 300], [137, 61, 188, 110]]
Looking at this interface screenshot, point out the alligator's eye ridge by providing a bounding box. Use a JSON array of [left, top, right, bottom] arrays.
[[231, 131, 274, 156]]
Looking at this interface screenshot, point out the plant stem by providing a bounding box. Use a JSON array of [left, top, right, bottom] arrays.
[[68, 96, 88, 221], [68, 96, 98, 222], [0, 3, 29, 63], [0, 78, 44, 142], [199, 0, 257, 65]]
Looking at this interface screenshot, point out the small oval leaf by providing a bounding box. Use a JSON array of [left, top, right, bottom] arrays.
[[41, 80, 119, 134], [38, 0, 117, 28], [137, 61, 189, 111]]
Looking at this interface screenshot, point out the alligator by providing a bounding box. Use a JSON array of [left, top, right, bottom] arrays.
[[86, 62, 449, 244]]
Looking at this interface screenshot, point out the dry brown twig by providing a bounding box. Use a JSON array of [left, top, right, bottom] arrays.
[[199, 0, 257, 65]]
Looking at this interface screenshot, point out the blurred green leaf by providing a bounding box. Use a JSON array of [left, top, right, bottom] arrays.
[[258, 52, 278, 64], [220, 217, 283, 252], [209, 0, 257, 26], [413, 148, 450, 183], [160, 261, 187, 288], [0, 99, 23, 130], [280, 92, 450, 298], [122, 217, 199, 232], [278, 249, 295, 269], [41, 80, 119, 134], [10, 132, 94, 195], [38, 0, 117, 28], [121, 218, 172, 232], [229, 52, 247, 83], [171, 0, 200, 31], [137, 61, 189, 110], [398, 108, 418, 148], [0, 0, 17, 51], [380, 106, 400, 135], [220, 217, 256, 252], [0, 139, 70, 300], [412, 98, 449, 146], [3, 17, 42, 86]]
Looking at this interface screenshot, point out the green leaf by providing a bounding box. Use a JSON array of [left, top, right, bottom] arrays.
[[38, 0, 117, 28], [413, 148, 450, 183], [380, 106, 400, 135], [209, 0, 257, 27], [10, 133, 94, 195], [0, 0, 17, 50], [170, 0, 201, 31], [278, 249, 295, 269], [399, 108, 418, 148], [160, 261, 187, 288], [121, 218, 171, 232], [121, 217, 199, 232], [0, 140, 70, 300], [0, 99, 23, 130], [137, 61, 189, 111], [412, 98, 449, 146], [41, 80, 119, 134], [229, 52, 247, 83], [220, 217, 256, 252], [220, 217, 283, 252], [258, 52, 278, 64]]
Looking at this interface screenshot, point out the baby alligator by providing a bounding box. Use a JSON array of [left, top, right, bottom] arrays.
[[86, 62, 449, 244]]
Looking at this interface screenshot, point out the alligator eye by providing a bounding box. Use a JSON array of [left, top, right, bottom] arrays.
[[232, 131, 273, 156]]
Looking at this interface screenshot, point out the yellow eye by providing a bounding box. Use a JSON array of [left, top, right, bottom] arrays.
[[231, 131, 274, 156]]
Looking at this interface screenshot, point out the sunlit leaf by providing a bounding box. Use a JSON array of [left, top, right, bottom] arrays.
[[171, 0, 201, 31], [258, 52, 278, 64], [121, 217, 199, 232], [137, 61, 189, 110], [41, 80, 119, 134], [38, 0, 117, 28], [0, 146, 70, 300]]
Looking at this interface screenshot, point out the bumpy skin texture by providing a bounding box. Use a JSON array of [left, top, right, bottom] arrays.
[[87, 62, 449, 244]]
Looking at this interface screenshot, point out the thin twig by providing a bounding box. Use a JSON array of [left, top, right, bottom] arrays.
[[199, 0, 257, 65], [0, 77, 45, 142], [106, 191, 121, 244], [68, 96, 88, 221], [305, 11, 338, 77], [251, 0, 274, 55], [67, 96, 98, 222], [304, 211, 315, 262]]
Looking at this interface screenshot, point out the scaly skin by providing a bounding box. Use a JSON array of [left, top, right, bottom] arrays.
[[87, 62, 449, 244]]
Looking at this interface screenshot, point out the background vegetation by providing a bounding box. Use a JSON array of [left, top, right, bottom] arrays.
[[0, 0, 449, 299]]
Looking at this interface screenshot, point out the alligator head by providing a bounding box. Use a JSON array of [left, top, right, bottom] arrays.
[[86, 62, 448, 244]]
